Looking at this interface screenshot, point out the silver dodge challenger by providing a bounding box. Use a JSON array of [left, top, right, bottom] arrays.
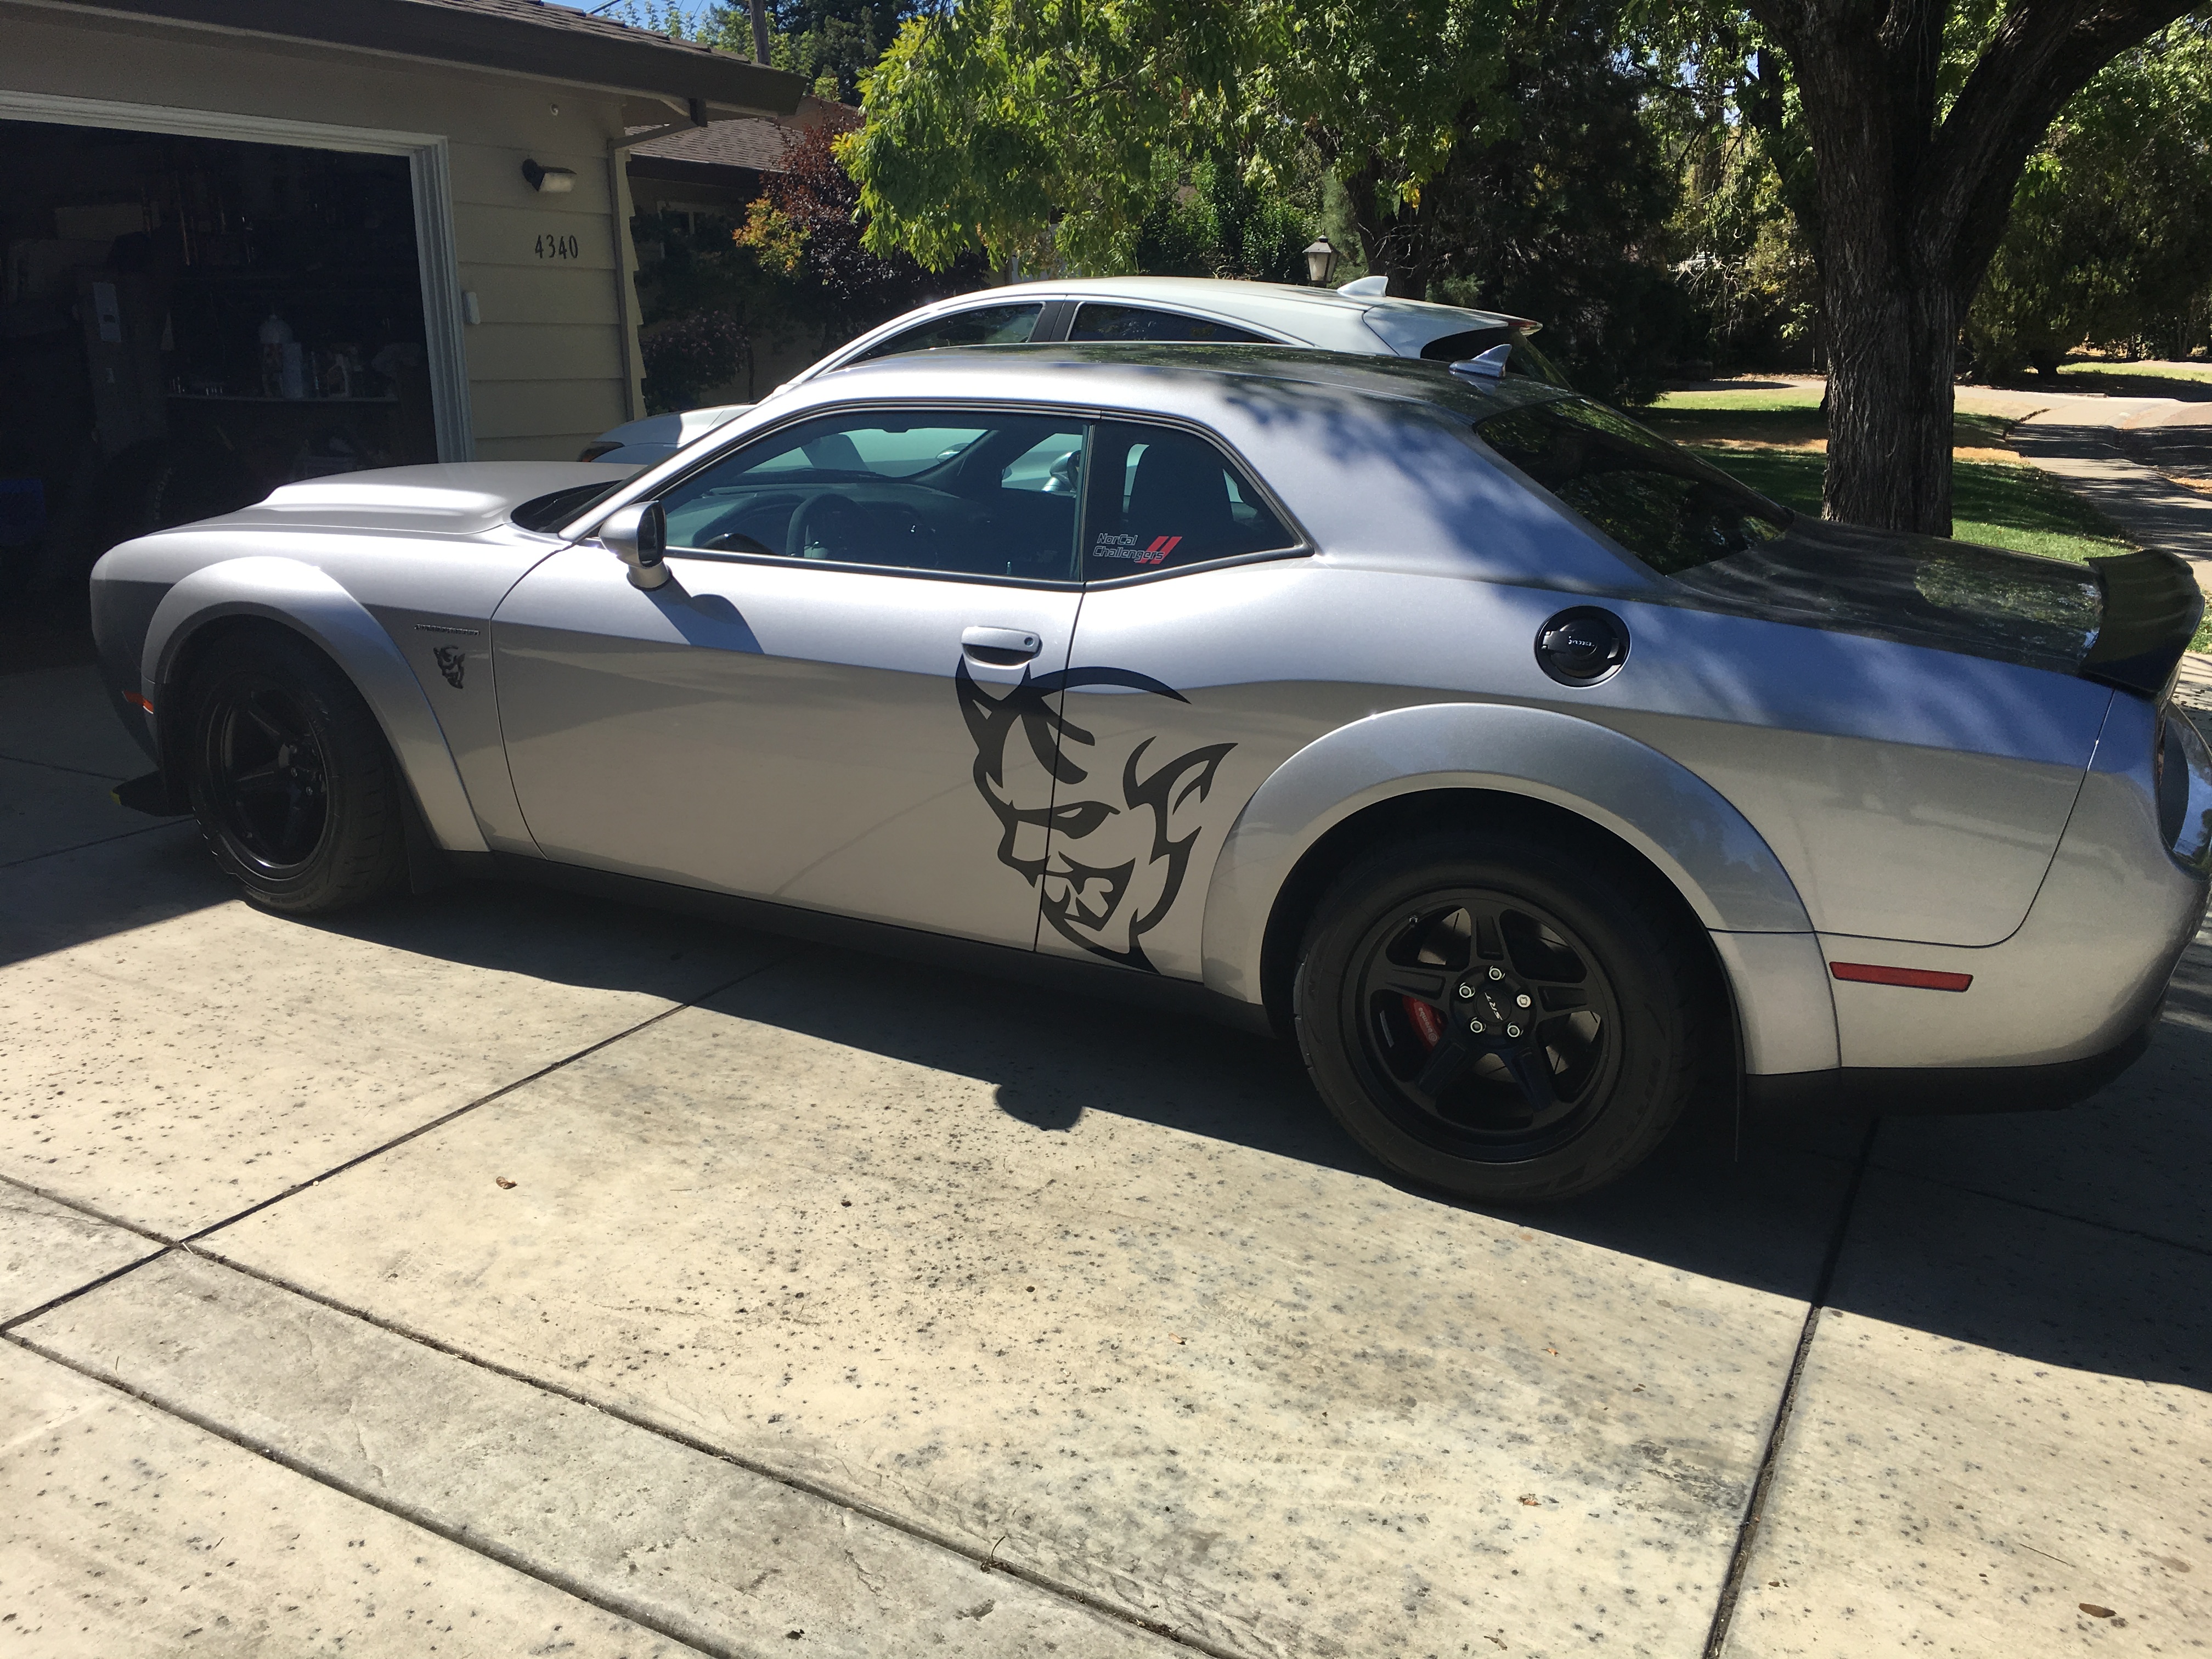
[[89, 345, 2212, 1202]]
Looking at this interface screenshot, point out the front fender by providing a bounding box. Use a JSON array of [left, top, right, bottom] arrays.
[[1200, 702, 1836, 1071], [143, 556, 488, 855]]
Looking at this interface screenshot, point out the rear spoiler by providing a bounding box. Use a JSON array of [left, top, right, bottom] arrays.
[[2080, 550, 2205, 702]]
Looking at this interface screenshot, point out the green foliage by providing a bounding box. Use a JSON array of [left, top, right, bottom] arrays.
[[1133, 152, 1318, 281], [1969, 18, 2212, 377], [1425, 1, 1685, 405], [1647, 25, 1825, 371], [840, 2, 1509, 278], [642, 308, 748, 411], [735, 119, 984, 339], [699, 2, 920, 104]]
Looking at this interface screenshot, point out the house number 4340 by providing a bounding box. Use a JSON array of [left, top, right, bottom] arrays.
[[535, 233, 582, 260]]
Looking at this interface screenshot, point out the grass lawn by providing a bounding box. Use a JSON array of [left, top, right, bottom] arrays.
[[2059, 358, 2212, 389], [1643, 404, 2013, 450], [1647, 382, 1825, 411]]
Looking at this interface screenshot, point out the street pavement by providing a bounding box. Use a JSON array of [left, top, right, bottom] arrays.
[[2, 663, 2207, 1658]]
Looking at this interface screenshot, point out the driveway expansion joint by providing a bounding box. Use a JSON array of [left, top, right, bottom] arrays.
[[178, 944, 808, 1247], [0, 818, 182, 870], [172, 1243, 1244, 1658], [2, 1325, 725, 1659], [0, 749, 130, 781], [1869, 1156, 2212, 1260], [1700, 1116, 1877, 1659]]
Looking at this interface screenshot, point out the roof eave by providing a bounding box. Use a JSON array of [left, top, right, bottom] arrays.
[[41, 0, 806, 120]]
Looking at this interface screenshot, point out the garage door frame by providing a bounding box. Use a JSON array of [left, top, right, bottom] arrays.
[[0, 88, 474, 463]]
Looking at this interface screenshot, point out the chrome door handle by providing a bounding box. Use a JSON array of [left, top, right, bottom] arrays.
[[961, 625, 1043, 663]]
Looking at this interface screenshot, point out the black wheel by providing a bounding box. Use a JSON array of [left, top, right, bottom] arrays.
[[182, 631, 407, 913], [1294, 828, 1711, 1204]]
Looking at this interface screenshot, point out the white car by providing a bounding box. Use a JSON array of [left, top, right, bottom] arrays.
[[583, 275, 1562, 464]]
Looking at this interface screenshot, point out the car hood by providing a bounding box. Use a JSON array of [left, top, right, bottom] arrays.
[[194, 462, 637, 538], [1668, 517, 2203, 697]]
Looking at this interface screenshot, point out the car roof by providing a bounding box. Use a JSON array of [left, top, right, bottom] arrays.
[[814, 276, 1539, 369], [804, 340, 1567, 421], [990, 274, 1532, 330]]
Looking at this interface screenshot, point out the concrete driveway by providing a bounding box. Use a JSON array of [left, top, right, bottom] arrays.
[[3, 663, 2207, 1658]]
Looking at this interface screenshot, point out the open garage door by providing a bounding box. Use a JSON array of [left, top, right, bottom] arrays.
[[0, 103, 467, 670]]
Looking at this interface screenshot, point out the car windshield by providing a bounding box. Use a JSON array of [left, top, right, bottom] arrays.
[[1476, 397, 1788, 574]]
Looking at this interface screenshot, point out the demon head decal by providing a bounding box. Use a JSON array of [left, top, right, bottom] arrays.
[[957, 659, 1234, 974]]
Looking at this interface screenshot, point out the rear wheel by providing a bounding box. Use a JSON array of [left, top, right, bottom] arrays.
[[182, 631, 406, 913], [1293, 828, 1709, 1203]]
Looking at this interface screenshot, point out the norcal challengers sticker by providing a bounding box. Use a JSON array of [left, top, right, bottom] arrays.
[[1092, 531, 1181, 567]]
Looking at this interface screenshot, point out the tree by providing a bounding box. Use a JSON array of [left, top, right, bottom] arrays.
[[1133, 150, 1318, 282], [1969, 18, 2212, 375], [1426, 0, 1688, 403], [841, 2, 1510, 288], [735, 119, 982, 346], [1740, 0, 2197, 534], [703, 2, 923, 103]]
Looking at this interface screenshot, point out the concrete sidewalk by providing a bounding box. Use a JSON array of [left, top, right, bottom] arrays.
[[2012, 410, 2212, 596], [3, 665, 2207, 1657]]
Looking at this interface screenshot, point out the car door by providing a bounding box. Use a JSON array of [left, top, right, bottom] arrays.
[[492, 405, 1089, 950], [1030, 417, 1314, 978]]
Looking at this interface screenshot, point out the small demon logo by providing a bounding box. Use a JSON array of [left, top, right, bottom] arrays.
[[432, 645, 467, 689], [957, 659, 1233, 973]]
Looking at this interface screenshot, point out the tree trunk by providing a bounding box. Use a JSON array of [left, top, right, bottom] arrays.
[[1339, 156, 1437, 299], [1752, 0, 2195, 535], [1814, 200, 1965, 533]]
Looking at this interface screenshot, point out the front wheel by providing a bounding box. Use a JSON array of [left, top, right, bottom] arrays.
[[1294, 828, 1711, 1204], [182, 631, 407, 913]]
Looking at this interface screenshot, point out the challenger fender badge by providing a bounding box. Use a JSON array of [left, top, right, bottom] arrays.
[[432, 645, 467, 689]]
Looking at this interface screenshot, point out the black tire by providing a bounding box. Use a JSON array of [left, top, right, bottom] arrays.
[[1293, 827, 1711, 1204], [182, 630, 407, 913]]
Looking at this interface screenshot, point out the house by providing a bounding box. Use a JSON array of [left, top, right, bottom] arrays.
[[0, 0, 804, 645]]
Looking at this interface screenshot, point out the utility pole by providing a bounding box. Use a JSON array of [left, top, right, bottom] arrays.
[[749, 0, 769, 63]]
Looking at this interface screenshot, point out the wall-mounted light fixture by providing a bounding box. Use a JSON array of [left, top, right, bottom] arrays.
[[521, 159, 577, 193]]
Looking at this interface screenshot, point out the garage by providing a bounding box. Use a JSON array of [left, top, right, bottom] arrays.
[[1, 122, 442, 624], [0, 0, 801, 670]]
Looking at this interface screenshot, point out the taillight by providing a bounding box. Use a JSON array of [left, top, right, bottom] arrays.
[[577, 441, 621, 462]]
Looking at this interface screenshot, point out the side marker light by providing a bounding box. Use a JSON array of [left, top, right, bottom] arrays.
[[130, 692, 154, 714], [1830, 961, 1972, 992]]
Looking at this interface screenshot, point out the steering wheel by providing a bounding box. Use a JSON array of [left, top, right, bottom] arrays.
[[786, 490, 872, 561]]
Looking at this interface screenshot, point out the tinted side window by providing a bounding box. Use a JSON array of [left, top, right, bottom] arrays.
[[853, 303, 1043, 361], [1081, 421, 1295, 576], [659, 409, 1084, 581], [1477, 398, 1788, 575], [1070, 304, 1266, 344]]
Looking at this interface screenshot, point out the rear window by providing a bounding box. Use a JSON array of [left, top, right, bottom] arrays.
[[854, 303, 1043, 361], [1070, 304, 1267, 344], [1476, 398, 1788, 575], [1419, 326, 1571, 388], [1082, 421, 1296, 575]]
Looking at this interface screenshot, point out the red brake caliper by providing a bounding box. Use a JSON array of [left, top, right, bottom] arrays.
[[1403, 996, 1443, 1049]]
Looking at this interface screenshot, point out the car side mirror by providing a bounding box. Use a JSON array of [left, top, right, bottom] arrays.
[[600, 501, 670, 589]]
